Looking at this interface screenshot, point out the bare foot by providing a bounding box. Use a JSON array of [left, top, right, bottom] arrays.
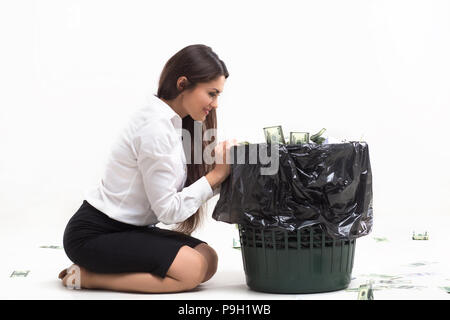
[[58, 264, 92, 289], [58, 268, 68, 280]]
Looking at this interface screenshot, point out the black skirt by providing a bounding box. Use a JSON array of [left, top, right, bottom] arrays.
[[63, 200, 206, 278]]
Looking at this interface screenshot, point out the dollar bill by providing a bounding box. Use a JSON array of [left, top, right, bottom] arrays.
[[407, 261, 437, 267], [440, 286, 450, 294], [310, 128, 326, 144], [39, 245, 63, 249], [10, 270, 30, 278], [357, 282, 374, 300], [232, 237, 241, 249], [233, 224, 241, 249], [358, 273, 401, 279], [263, 126, 286, 144], [412, 231, 429, 240], [289, 132, 309, 144], [347, 273, 432, 294]]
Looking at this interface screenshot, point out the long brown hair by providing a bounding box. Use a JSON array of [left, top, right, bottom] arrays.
[[156, 44, 229, 235]]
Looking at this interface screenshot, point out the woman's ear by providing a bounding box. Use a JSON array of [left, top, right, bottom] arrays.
[[177, 76, 189, 91]]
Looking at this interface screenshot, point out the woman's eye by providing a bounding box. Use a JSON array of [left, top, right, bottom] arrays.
[[209, 92, 217, 98]]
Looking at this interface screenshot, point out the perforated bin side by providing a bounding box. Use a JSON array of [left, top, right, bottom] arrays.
[[238, 224, 356, 294]]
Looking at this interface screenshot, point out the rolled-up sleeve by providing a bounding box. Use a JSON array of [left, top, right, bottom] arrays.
[[134, 120, 213, 225]]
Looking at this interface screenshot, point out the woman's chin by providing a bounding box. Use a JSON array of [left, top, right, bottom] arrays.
[[192, 114, 206, 122]]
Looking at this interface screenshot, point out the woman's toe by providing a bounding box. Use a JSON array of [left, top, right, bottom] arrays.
[[58, 268, 68, 280]]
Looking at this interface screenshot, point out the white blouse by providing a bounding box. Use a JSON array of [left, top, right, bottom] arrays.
[[84, 94, 220, 226]]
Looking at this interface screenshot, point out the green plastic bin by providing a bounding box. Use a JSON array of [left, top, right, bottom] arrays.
[[238, 224, 356, 294]]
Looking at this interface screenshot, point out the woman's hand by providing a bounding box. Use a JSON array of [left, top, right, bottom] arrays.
[[205, 139, 239, 189]]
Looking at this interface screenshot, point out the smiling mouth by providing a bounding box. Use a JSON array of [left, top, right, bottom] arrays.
[[203, 108, 211, 115]]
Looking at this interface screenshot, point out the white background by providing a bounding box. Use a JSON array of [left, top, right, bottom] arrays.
[[0, 0, 449, 292]]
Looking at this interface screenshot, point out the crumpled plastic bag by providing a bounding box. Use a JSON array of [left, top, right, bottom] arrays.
[[212, 142, 373, 240]]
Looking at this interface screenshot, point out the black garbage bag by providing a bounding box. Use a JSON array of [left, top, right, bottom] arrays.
[[212, 142, 373, 240]]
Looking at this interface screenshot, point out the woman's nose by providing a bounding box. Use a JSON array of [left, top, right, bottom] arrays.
[[210, 97, 219, 109]]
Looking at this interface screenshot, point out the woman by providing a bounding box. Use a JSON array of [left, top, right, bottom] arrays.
[[58, 44, 237, 293]]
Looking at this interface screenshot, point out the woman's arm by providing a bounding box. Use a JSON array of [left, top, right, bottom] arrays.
[[205, 170, 224, 190], [134, 119, 214, 224], [134, 120, 236, 225]]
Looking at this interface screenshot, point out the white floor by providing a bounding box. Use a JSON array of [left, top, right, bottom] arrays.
[[1, 213, 449, 300]]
